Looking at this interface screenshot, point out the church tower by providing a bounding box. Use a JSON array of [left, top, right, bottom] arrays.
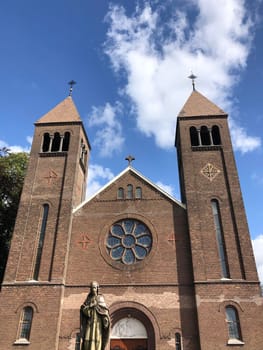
[[0, 97, 90, 348], [175, 88, 262, 348], [4, 96, 90, 283]]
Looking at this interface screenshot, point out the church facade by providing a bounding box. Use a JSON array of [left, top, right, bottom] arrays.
[[0, 89, 263, 349]]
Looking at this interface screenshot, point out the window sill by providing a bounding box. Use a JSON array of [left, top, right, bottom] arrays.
[[39, 151, 67, 157], [14, 338, 30, 345], [227, 338, 244, 345], [192, 145, 222, 151], [221, 277, 232, 281]]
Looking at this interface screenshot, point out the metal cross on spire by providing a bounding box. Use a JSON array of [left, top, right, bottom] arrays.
[[188, 73, 197, 91], [68, 80, 76, 96], [125, 155, 135, 166]]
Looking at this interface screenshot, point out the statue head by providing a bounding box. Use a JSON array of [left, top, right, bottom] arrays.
[[90, 281, 99, 296]]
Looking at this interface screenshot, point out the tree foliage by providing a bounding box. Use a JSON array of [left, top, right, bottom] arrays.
[[0, 149, 29, 283]]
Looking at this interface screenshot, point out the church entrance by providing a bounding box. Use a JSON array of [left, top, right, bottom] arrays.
[[110, 317, 148, 350], [110, 338, 147, 350]]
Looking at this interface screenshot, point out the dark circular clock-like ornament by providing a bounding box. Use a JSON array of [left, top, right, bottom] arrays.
[[106, 219, 152, 265]]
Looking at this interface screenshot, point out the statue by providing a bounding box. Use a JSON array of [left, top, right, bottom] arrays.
[[80, 281, 110, 350]]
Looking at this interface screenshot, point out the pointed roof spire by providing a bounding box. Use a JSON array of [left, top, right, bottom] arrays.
[[35, 96, 82, 124], [178, 90, 227, 118]]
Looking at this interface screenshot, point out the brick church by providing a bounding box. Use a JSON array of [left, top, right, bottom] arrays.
[[0, 87, 263, 350]]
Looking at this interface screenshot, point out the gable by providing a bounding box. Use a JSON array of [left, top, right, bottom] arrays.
[[74, 167, 185, 213]]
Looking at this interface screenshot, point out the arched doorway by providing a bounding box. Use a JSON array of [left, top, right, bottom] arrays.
[[111, 317, 147, 350], [110, 306, 156, 350]]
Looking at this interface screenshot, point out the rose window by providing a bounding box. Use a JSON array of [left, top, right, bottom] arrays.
[[106, 219, 152, 265]]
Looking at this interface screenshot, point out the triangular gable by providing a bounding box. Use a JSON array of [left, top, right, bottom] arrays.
[[73, 166, 185, 213]]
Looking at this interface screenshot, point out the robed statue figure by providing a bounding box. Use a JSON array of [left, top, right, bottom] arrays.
[[80, 281, 110, 350]]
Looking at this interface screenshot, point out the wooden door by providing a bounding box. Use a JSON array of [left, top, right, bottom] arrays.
[[110, 338, 147, 350]]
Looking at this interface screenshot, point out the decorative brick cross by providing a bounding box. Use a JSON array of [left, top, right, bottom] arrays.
[[44, 170, 58, 185], [77, 234, 93, 250]]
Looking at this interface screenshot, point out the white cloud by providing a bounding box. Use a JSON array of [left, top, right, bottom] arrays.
[[0, 138, 31, 154], [229, 119, 261, 154], [252, 234, 263, 284], [156, 181, 174, 196], [26, 136, 33, 145], [86, 164, 115, 199], [105, 0, 261, 153], [88, 102, 124, 157]]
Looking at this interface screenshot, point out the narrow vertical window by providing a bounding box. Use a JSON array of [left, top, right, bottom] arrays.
[[200, 126, 211, 145], [62, 131, 70, 151], [212, 125, 221, 145], [225, 306, 242, 342], [127, 184, 133, 199], [33, 204, 49, 280], [80, 139, 84, 162], [18, 306, 33, 341], [135, 187, 142, 199], [190, 126, 199, 146], [117, 187, 124, 199], [175, 333, 182, 350], [80, 140, 88, 168], [51, 132, 60, 152], [42, 133, 50, 152], [211, 200, 229, 278]]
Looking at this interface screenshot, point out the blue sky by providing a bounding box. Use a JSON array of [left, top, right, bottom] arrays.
[[0, 0, 263, 280]]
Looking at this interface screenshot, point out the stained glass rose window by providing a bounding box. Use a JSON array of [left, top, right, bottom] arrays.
[[106, 219, 152, 265]]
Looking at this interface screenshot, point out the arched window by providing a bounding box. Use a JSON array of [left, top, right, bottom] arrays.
[[18, 306, 33, 341], [212, 125, 221, 145], [175, 332, 182, 350], [80, 139, 84, 161], [80, 139, 88, 170], [51, 132, 60, 152], [42, 133, 50, 152], [200, 126, 211, 145], [211, 200, 229, 278], [135, 187, 142, 199], [127, 184, 133, 199], [117, 187, 124, 199], [33, 204, 49, 280], [62, 131, 70, 151], [111, 317, 148, 350], [225, 306, 242, 341], [190, 126, 199, 146]]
